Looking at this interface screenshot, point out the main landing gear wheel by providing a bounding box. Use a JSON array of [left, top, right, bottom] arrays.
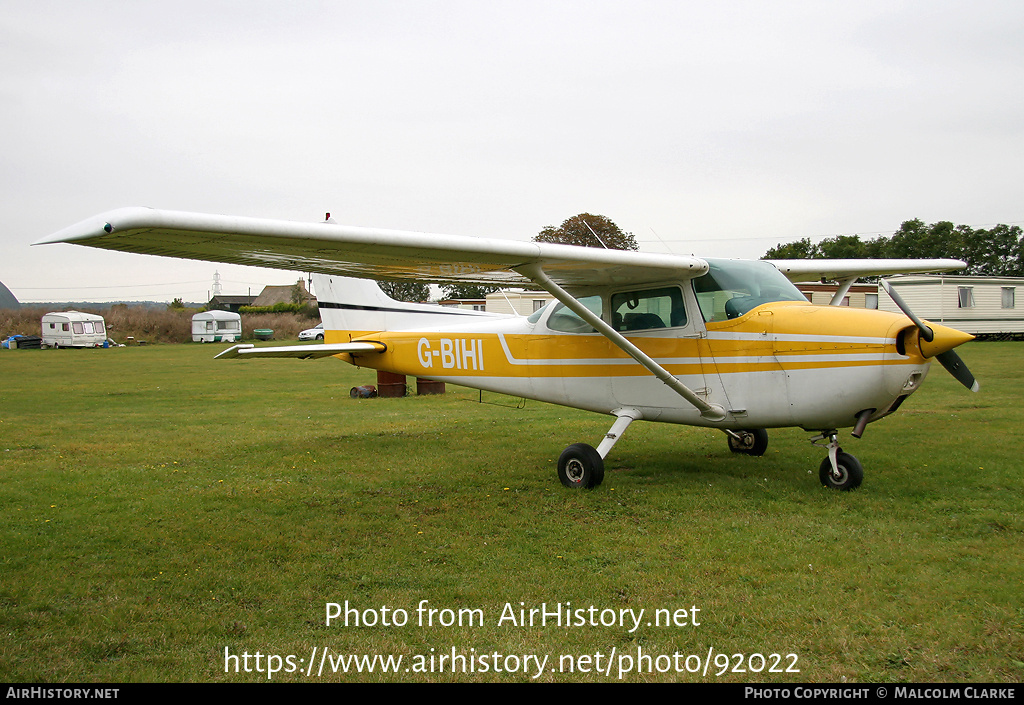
[[557, 443, 605, 489], [727, 429, 769, 456], [819, 452, 863, 491]]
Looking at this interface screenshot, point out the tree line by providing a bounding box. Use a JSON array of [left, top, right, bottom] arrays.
[[379, 213, 636, 302], [762, 219, 1024, 277]]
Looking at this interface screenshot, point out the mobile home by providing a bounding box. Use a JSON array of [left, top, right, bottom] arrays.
[[484, 289, 554, 316], [191, 310, 242, 343], [41, 311, 107, 348], [880, 274, 1024, 337]]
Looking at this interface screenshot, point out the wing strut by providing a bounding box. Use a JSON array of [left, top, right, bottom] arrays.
[[516, 263, 726, 421], [829, 277, 856, 306]]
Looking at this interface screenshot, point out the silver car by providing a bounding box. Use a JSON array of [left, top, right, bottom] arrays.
[[298, 322, 324, 340]]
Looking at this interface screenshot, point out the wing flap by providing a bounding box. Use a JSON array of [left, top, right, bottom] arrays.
[[214, 342, 386, 360]]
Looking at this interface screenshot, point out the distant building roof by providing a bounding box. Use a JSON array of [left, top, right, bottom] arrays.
[[252, 279, 317, 307], [208, 295, 258, 312], [0, 280, 19, 310]]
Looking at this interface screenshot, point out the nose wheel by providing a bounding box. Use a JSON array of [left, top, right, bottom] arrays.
[[811, 431, 864, 491], [818, 452, 863, 491]]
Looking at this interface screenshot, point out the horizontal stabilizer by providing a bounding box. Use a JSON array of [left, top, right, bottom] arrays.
[[214, 342, 385, 360]]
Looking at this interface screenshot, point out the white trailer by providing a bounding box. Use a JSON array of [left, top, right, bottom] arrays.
[[880, 274, 1024, 337], [41, 311, 108, 348], [192, 310, 242, 342]]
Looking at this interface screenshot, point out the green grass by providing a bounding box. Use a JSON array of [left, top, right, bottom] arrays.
[[0, 342, 1021, 682]]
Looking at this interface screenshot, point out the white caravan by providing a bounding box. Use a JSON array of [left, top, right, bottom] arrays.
[[191, 310, 242, 343], [41, 311, 107, 348]]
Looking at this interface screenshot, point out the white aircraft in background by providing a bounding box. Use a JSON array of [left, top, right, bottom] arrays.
[[38, 208, 978, 490]]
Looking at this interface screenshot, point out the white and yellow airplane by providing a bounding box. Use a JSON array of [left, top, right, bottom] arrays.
[[38, 207, 979, 491]]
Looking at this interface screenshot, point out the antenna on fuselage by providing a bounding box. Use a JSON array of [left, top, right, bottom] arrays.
[[647, 226, 678, 255], [499, 290, 524, 316], [583, 220, 609, 249]]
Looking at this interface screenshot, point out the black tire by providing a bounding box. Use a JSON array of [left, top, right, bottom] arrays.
[[727, 429, 769, 456], [316, 334, 324, 340], [557, 443, 605, 489], [818, 452, 864, 491]]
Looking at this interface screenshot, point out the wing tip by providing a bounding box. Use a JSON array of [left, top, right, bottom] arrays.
[[214, 344, 254, 359]]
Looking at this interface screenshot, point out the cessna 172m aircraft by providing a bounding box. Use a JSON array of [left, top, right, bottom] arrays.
[[39, 208, 979, 491]]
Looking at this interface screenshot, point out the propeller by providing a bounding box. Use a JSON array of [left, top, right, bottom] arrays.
[[881, 280, 979, 392]]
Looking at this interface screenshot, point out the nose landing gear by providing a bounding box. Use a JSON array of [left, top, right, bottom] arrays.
[[811, 431, 863, 491]]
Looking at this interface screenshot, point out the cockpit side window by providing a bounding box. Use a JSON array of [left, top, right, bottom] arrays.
[[610, 287, 686, 331]]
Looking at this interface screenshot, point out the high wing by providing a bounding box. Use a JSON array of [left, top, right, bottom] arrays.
[[214, 342, 386, 360], [36, 207, 708, 288], [768, 258, 965, 283]]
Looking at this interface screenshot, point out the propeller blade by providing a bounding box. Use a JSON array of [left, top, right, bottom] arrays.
[[936, 349, 980, 392], [880, 279, 933, 341], [882, 279, 978, 392]]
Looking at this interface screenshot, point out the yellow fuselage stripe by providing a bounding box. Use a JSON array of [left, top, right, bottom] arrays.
[[327, 304, 922, 379]]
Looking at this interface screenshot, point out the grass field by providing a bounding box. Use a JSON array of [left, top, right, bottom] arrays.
[[1, 342, 1021, 682]]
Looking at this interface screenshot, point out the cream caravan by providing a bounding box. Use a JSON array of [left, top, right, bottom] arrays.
[[191, 310, 242, 343], [41, 311, 107, 348]]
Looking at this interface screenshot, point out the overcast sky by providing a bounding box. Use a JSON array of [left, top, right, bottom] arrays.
[[3, 0, 1022, 303]]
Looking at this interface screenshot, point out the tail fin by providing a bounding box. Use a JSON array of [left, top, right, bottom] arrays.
[[312, 274, 498, 337]]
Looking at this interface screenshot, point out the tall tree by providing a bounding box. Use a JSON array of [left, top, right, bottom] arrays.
[[959, 224, 1024, 276], [763, 237, 820, 259], [534, 213, 638, 251], [440, 283, 502, 300], [761, 220, 1024, 277], [817, 234, 870, 259], [883, 219, 958, 260], [377, 280, 430, 302]]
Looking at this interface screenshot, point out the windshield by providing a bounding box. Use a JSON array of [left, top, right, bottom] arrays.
[[693, 259, 807, 322]]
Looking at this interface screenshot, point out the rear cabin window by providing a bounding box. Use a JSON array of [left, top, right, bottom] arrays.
[[611, 287, 686, 331]]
